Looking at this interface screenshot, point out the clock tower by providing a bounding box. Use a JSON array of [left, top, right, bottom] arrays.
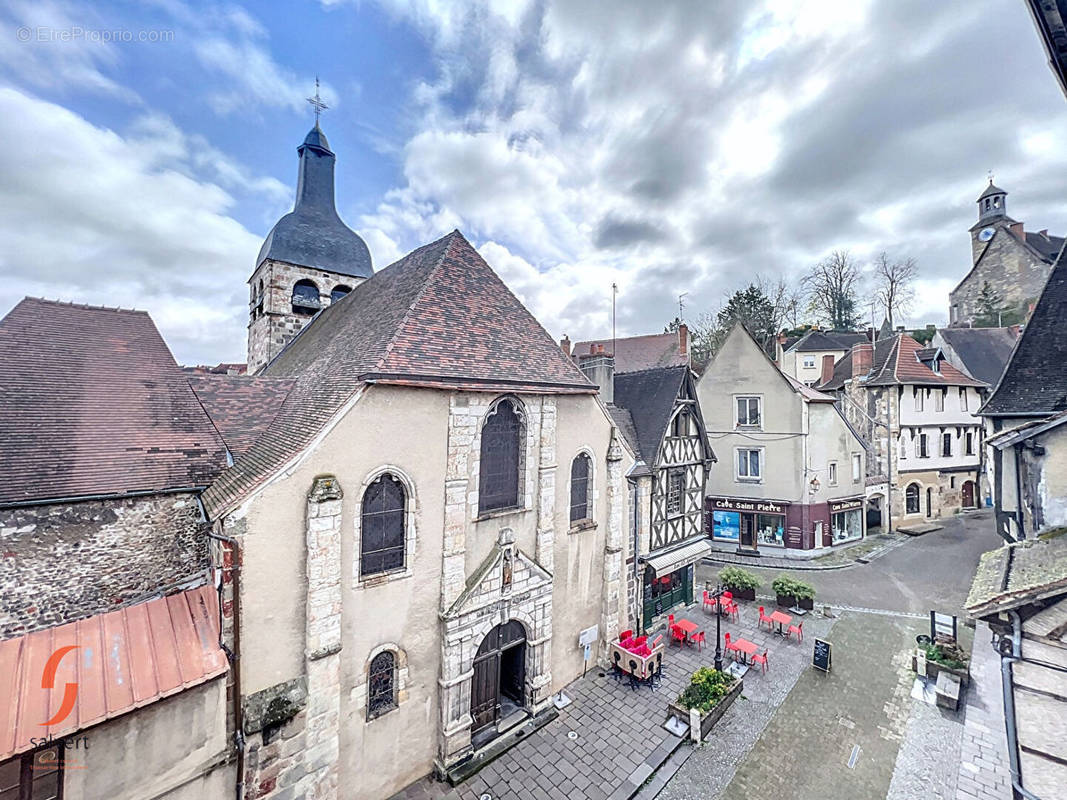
[[969, 180, 1010, 264]]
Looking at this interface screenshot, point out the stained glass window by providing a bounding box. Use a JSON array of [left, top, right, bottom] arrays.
[[479, 399, 523, 513], [360, 474, 406, 577], [570, 453, 591, 522], [368, 651, 396, 719]]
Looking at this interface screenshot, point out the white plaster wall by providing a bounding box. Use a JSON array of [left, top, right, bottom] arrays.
[[1036, 424, 1067, 530], [63, 679, 232, 800], [806, 404, 865, 503], [898, 385, 982, 426], [697, 327, 804, 502], [792, 349, 845, 385]]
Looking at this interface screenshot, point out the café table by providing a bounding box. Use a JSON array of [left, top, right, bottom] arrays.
[[732, 637, 759, 664], [769, 610, 792, 636], [674, 618, 699, 645]]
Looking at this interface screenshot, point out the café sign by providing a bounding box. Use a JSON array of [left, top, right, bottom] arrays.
[[710, 497, 787, 515], [828, 498, 863, 513]]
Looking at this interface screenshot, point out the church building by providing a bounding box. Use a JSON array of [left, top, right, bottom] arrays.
[[949, 181, 1064, 326], [195, 124, 636, 799]]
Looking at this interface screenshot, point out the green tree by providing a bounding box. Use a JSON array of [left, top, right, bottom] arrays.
[[974, 282, 1007, 327]]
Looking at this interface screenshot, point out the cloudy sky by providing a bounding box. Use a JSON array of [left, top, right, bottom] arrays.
[[2, 0, 1065, 364]]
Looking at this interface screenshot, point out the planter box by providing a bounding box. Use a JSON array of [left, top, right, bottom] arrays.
[[726, 587, 756, 601], [912, 654, 970, 687], [776, 594, 814, 610], [667, 679, 743, 741]]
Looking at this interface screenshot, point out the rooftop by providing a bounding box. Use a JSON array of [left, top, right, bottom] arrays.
[[571, 331, 687, 374], [966, 533, 1067, 617]]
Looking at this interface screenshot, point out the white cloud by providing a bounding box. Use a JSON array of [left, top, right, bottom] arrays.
[[0, 88, 264, 363]]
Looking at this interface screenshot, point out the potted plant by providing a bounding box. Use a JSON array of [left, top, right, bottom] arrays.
[[772, 576, 816, 610], [718, 566, 760, 601], [912, 641, 971, 686], [667, 667, 743, 740]]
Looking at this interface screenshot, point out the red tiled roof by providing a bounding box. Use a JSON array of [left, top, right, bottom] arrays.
[[0, 585, 227, 762], [188, 374, 296, 458], [202, 231, 593, 517], [571, 332, 687, 374], [0, 299, 229, 504], [889, 335, 985, 386]]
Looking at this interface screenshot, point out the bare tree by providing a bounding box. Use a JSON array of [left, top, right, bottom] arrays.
[[873, 252, 917, 329], [803, 250, 863, 329]]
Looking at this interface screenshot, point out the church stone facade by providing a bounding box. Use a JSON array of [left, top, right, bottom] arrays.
[[949, 181, 1063, 326]]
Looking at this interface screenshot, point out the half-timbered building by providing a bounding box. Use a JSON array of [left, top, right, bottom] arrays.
[[573, 335, 714, 631]]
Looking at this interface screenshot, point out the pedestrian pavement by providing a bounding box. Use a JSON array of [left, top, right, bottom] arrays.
[[391, 601, 816, 800], [955, 623, 1011, 800], [702, 531, 907, 572]]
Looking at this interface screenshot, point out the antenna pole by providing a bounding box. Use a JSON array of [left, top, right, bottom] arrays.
[[612, 282, 618, 359]]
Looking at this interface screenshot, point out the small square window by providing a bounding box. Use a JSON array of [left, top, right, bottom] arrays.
[[803, 355, 816, 369], [736, 397, 761, 428], [736, 449, 761, 481]]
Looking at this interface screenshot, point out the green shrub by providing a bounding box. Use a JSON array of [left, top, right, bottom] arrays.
[[771, 575, 815, 601], [676, 667, 736, 713], [718, 566, 761, 592], [925, 643, 967, 670]]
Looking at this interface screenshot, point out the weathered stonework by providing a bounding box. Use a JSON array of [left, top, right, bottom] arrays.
[[0, 492, 206, 637], [599, 430, 625, 653], [247, 258, 366, 374]]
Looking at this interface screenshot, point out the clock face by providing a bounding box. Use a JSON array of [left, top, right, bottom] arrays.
[[978, 227, 995, 242]]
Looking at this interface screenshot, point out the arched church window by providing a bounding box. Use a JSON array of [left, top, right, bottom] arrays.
[[570, 453, 592, 522], [292, 279, 320, 315], [360, 473, 407, 576], [479, 398, 524, 514], [331, 284, 352, 304], [367, 651, 397, 719]]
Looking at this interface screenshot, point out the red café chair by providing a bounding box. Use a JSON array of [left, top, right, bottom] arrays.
[[725, 600, 740, 621], [788, 621, 804, 642], [724, 633, 739, 661], [670, 625, 687, 647], [702, 590, 715, 612], [758, 606, 773, 630], [619, 629, 633, 641], [651, 634, 664, 650], [722, 591, 733, 602], [668, 614, 675, 627], [631, 635, 648, 649], [751, 649, 769, 674], [693, 631, 706, 651]]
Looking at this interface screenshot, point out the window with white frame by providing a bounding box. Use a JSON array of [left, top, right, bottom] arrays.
[[852, 453, 862, 482], [941, 432, 952, 458], [736, 448, 761, 481], [966, 431, 975, 455], [828, 462, 838, 486], [934, 391, 944, 412], [735, 396, 761, 428], [803, 355, 816, 368], [899, 435, 907, 460], [959, 388, 968, 412], [918, 433, 929, 458], [914, 390, 924, 412]]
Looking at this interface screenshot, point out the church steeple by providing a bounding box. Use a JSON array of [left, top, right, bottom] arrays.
[[977, 179, 1007, 224]]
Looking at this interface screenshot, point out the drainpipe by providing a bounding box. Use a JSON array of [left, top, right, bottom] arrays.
[[629, 476, 642, 631], [1013, 444, 1026, 539], [1000, 610, 1045, 800], [206, 528, 245, 800]]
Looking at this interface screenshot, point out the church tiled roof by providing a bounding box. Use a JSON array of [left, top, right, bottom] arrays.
[[187, 374, 295, 458], [0, 299, 228, 504], [202, 230, 594, 517], [982, 250, 1067, 416], [571, 332, 687, 374]]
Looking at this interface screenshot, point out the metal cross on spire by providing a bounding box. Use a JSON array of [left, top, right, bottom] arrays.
[[307, 77, 328, 124]]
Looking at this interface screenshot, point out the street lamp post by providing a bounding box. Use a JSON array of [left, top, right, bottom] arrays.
[[706, 581, 727, 672]]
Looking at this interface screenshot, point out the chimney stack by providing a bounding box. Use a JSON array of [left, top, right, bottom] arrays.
[[1040, 229, 1050, 241], [851, 342, 873, 378], [578, 350, 614, 404], [1010, 221, 1025, 240], [678, 324, 688, 357], [821, 354, 836, 386], [560, 335, 571, 357]]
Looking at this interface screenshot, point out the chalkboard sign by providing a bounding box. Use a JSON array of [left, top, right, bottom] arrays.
[[813, 638, 832, 672]]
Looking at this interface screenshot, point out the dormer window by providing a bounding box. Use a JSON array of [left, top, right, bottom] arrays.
[[292, 279, 321, 315]]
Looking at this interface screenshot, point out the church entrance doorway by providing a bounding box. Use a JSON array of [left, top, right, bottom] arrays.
[[470, 621, 526, 747]]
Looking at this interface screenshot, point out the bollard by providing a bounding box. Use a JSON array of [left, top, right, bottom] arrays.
[[689, 707, 701, 743]]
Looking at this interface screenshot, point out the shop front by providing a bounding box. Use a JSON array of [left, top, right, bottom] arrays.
[[829, 497, 865, 544], [707, 497, 790, 552], [639, 538, 712, 631]]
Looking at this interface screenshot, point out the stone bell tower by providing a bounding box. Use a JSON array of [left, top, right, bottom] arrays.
[[247, 119, 373, 374]]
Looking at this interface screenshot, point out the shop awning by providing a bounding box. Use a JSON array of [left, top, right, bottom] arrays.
[[643, 538, 713, 577], [0, 584, 228, 762]]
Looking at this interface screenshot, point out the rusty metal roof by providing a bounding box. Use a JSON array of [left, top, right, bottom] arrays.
[[0, 584, 227, 762]]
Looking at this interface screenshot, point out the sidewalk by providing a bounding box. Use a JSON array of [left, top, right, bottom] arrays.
[[392, 603, 823, 800], [703, 531, 907, 572], [955, 623, 1011, 800]]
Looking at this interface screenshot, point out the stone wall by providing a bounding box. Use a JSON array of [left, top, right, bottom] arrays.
[[246, 258, 366, 374], [0, 492, 206, 637], [951, 227, 1051, 325]]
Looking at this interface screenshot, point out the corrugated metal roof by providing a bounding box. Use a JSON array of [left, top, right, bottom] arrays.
[[0, 584, 227, 762]]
